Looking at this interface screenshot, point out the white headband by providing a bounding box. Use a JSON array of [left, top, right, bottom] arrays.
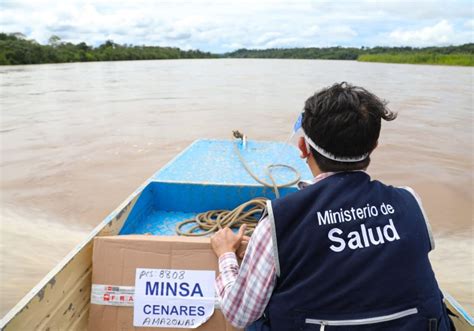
[[303, 130, 369, 163]]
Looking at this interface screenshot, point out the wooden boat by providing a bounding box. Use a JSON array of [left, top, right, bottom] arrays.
[[1, 139, 472, 330]]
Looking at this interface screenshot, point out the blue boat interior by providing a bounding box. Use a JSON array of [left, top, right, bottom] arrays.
[[116, 139, 474, 330], [119, 139, 312, 236]]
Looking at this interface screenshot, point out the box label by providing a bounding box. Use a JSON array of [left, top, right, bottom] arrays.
[[91, 284, 135, 306], [134, 268, 216, 328]]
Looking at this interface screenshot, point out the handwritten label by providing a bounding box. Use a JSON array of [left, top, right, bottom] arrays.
[[134, 268, 216, 328]]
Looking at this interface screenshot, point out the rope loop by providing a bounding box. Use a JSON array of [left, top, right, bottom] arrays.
[[176, 133, 301, 236]]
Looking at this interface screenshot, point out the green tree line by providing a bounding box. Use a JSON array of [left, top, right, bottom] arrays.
[[0, 33, 217, 65], [1, 32, 473, 66], [357, 52, 474, 66], [225, 44, 474, 66]]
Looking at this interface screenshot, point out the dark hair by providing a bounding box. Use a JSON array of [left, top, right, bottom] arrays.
[[302, 82, 396, 172]]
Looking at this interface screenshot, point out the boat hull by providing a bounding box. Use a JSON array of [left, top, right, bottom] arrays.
[[0, 183, 144, 330], [1, 139, 472, 330]]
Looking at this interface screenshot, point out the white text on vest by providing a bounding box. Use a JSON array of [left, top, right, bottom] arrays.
[[328, 219, 400, 252]]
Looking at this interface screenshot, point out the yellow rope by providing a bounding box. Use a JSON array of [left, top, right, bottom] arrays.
[[175, 198, 267, 237], [175, 132, 301, 236]]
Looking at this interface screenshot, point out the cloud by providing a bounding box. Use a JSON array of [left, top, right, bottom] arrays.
[[326, 26, 358, 40], [388, 20, 454, 46], [0, 0, 472, 52], [384, 19, 474, 47], [464, 19, 474, 29]]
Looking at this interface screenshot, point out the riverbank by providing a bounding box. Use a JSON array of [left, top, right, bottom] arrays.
[[225, 44, 474, 66], [0, 33, 216, 65], [358, 52, 474, 66], [1, 32, 473, 66]]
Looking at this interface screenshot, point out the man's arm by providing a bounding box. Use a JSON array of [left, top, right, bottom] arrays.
[[213, 217, 277, 328]]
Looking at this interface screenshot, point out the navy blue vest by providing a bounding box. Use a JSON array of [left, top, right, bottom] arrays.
[[261, 172, 450, 331]]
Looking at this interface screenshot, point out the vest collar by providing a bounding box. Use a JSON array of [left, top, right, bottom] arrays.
[[297, 172, 336, 190], [297, 170, 368, 190]]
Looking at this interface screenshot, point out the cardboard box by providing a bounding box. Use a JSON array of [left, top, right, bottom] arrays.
[[89, 235, 241, 331]]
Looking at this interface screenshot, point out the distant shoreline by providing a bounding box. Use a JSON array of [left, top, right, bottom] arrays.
[[1, 33, 473, 67], [225, 45, 473, 67], [357, 53, 473, 66]]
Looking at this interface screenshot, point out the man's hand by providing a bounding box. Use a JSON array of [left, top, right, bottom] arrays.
[[211, 224, 247, 258], [236, 235, 251, 259]]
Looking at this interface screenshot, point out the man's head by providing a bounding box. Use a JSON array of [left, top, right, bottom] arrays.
[[299, 82, 396, 172]]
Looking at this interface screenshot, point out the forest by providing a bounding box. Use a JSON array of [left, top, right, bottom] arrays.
[[0, 33, 216, 65], [225, 44, 474, 66], [1, 33, 472, 66]]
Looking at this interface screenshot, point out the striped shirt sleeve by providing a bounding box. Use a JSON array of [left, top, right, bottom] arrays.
[[215, 216, 277, 328]]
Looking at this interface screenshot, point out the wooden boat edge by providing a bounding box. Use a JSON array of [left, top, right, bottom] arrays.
[[0, 179, 149, 330], [0, 139, 200, 330], [444, 292, 474, 329], [0, 139, 202, 330]]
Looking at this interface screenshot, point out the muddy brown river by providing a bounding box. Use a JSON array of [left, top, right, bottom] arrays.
[[0, 59, 472, 316]]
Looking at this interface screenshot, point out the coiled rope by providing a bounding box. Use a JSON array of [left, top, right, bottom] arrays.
[[175, 131, 301, 236]]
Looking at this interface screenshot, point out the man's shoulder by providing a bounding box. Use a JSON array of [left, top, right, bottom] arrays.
[[369, 179, 420, 198], [271, 174, 420, 212]]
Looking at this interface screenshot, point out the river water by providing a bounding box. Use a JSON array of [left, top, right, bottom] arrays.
[[0, 59, 472, 317]]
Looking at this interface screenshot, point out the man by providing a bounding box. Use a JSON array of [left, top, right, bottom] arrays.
[[211, 82, 452, 330]]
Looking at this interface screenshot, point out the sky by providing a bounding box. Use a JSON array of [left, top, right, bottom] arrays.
[[1, 0, 473, 53]]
